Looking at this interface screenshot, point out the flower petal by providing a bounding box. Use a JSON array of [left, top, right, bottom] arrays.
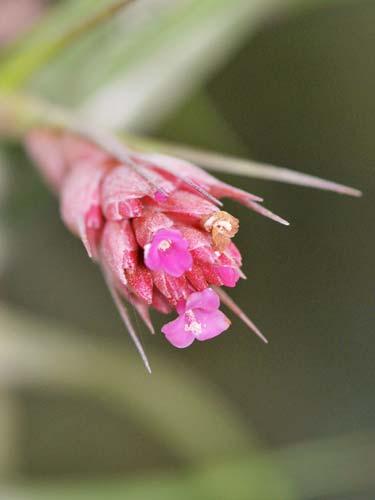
[[185, 288, 220, 312], [162, 315, 195, 348], [194, 309, 230, 341], [144, 229, 192, 277], [215, 265, 240, 287]]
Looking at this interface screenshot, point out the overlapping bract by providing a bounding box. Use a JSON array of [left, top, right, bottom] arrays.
[[26, 128, 273, 353]]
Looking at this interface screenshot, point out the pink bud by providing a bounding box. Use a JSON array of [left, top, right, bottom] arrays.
[[26, 128, 277, 366]]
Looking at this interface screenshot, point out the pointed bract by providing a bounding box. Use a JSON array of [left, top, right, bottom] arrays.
[[60, 160, 107, 258]]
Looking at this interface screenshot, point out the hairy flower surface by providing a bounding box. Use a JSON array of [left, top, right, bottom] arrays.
[[24, 128, 300, 370]]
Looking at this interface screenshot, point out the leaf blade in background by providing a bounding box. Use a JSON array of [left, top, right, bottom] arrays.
[[4, 431, 375, 500], [24, 0, 326, 130], [0, 303, 256, 463], [0, 0, 129, 90]]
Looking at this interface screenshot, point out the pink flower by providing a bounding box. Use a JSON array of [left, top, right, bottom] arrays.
[[162, 288, 230, 348], [144, 228, 193, 277]]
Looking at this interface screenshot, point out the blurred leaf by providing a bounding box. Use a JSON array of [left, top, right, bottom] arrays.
[[0, 1, 133, 91], [157, 91, 248, 154], [5, 431, 375, 499], [78, 0, 285, 130], [0, 151, 11, 274], [29, 0, 342, 131], [0, 303, 257, 462], [0, 392, 20, 480], [278, 431, 375, 499], [4, 457, 296, 500], [16, 0, 315, 129]]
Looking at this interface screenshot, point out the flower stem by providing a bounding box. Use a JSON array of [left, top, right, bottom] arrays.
[[0, 0, 134, 91]]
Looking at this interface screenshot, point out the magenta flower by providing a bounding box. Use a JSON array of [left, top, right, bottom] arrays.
[[144, 228, 193, 277], [25, 128, 360, 371], [162, 288, 230, 348]]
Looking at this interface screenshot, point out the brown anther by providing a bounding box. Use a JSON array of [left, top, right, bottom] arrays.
[[202, 210, 239, 251]]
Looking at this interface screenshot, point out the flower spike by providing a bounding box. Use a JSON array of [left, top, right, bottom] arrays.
[[26, 128, 359, 370]]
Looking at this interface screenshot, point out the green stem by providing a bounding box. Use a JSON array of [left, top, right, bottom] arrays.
[[0, 0, 134, 91]]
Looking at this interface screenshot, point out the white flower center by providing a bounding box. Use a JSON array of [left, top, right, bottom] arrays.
[[158, 239, 171, 251], [184, 309, 202, 335]]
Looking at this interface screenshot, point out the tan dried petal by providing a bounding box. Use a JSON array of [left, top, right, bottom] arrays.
[[202, 211, 239, 251]]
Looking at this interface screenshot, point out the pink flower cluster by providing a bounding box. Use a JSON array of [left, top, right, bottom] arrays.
[[26, 129, 276, 358]]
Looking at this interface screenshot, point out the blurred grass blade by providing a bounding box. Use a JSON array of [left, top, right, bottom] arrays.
[[278, 431, 375, 498], [0, 303, 256, 462], [0, 0, 132, 90], [5, 431, 375, 499], [0, 392, 20, 480], [20, 0, 292, 128], [3, 459, 296, 500], [124, 135, 362, 197], [0, 154, 10, 274], [80, 0, 285, 130]]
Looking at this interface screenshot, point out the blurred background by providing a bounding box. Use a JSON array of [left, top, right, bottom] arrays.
[[0, 0, 374, 499]]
